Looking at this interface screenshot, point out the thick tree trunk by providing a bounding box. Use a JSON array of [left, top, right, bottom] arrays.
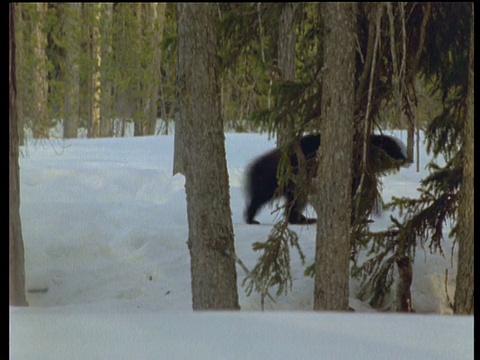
[[177, 3, 240, 310], [10, 3, 28, 307], [454, 4, 474, 315], [63, 3, 81, 139], [313, 2, 357, 311], [276, 3, 298, 147], [14, 4, 25, 145]]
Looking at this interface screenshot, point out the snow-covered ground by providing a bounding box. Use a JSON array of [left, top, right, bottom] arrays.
[[10, 130, 473, 359]]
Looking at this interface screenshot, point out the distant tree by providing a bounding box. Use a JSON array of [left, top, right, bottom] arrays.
[[84, 3, 102, 138], [312, 2, 357, 311], [32, 3, 49, 138], [454, 3, 474, 315], [177, 3, 239, 310], [99, 3, 114, 138], [10, 3, 28, 307], [145, 3, 166, 136], [63, 3, 81, 139]]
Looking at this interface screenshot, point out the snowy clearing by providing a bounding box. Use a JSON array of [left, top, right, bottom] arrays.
[[10, 131, 473, 359]]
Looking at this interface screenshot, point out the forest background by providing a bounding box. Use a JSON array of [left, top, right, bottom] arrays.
[[10, 3, 473, 314]]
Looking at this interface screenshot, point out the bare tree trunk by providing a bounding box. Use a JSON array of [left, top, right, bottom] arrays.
[[14, 4, 25, 145], [133, 3, 144, 137], [454, 3, 474, 315], [63, 3, 81, 139], [145, 3, 166, 136], [407, 122, 415, 163], [10, 3, 28, 307], [32, 3, 49, 139], [276, 3, 297, 147], [112, 3, 130, 137], [86, 3, 102, 138], [313, 2, 357, 311], [177, 3, 239, 310], [99, 3, 114, 138]]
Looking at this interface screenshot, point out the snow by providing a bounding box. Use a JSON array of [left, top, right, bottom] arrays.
[[10, 130, 473, 359]]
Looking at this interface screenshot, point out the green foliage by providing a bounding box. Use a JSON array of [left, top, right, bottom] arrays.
[[243, 221, 305, 298], [354, 229, 399, 307], [349, 3, 471, 309]]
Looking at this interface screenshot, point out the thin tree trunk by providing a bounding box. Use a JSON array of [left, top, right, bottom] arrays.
[[99, 3, 114, 138], [32, 3, 49, 139], [10, 3, 28, 307], [313, 2, 357, 311], [454, 3, 474, 315], [177, 3, 239, 310], [145, 3, 166, 136], [133, 3, 144, 137], [407, 122, 415, 163], [63, 3, 81, 139], [86, 3, 102, 138]]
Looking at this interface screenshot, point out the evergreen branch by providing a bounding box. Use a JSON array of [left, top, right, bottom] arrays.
[[243, 220, 303, 299], [225, 249, 276, 305]]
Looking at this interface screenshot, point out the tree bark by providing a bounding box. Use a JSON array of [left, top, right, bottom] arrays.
[[85, 3, 102, 138], [32, 3, 49, 139], [145, 3, 166, 136], [10, 3, 28, 307], [14, 4, 26, 145], [63, 3, 81, 139], [313, 2, 357, 311], [177, 3, 240, 310], [133, 4, 143, 136], [99, 3, 114, 138], [454, 3, 474, 315], [276, 3, 298, 147]]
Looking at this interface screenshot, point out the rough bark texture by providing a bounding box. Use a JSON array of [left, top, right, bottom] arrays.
[[63, 3, 81, 139], [10, 3, 28, 307], [454, 4, 474, 315], [313, 2, 356, 311], [276, 3, 298, 147], [86, 3, 102, 138], [99, 3, 114, 138], [177, 3, 240, 310], [32, 3, 48, 138]]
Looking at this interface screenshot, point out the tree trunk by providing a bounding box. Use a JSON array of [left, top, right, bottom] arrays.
[[407, 121, 415, 163], [276, 3, 298, 147], [145, 3, 166, 136], [32, 3, 49, 139], [63, 3, 81, 139], [454, 3, 474, 315], [313, 2, 356, 311], [133, 4, 144, 137], [85, 3, 102, 138], [10, 3, 28, 307], [177, 3, 239, 310], [14, 4, 25, 145], [99, 3, 114, 138]]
